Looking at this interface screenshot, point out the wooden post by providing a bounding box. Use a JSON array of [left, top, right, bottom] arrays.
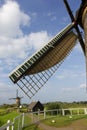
[[22, 113, 25, 128], [70, 109, 72, 116], [77, 109, 79, 115], [7, 120, 10, 130], [44, 109, 46, 119], [62, 109, 65, 116], [84, 108, 87, 114], [38, 109, 40, 121]]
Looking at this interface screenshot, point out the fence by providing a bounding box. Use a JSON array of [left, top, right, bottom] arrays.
[[0, 120, 14, 130], [0, 114, 24, 130], [0, 108, 87, 130]]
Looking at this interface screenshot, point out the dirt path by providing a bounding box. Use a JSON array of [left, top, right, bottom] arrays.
[[38, 118, 87, 130], [38, 123, 73, 130], [70, 119, 87, 130]]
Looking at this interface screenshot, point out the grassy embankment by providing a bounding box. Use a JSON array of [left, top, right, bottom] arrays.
[[43, 115, 87, 128], [0, 110, 19, 126]]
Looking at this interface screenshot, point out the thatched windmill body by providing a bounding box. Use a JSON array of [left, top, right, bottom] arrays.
[[9, 0, 87, 98]]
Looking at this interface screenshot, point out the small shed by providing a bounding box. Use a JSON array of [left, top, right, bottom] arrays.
[[28, 101, 44, 112]]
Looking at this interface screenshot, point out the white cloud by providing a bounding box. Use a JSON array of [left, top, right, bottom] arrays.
[[28, 31, 51, 50], [0, 0, 30, 38], [56, 69, 78, 80], [0, 31, 51, 59], [0, 36, 26, 58], [62, 87, 73, 92], [79, 83, 86, 89], [0, 1, 52, 60]]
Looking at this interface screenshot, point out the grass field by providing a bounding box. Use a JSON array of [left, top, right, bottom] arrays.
[[0, 111, 19, 126], [43, 115, 87, 128]]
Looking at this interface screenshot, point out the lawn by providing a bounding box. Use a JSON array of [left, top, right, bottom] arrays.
[[0, 111, 19, 126], [43, 115, 87, 128]]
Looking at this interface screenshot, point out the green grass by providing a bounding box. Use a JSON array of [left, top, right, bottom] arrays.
[[0, 108, 8, 116], [23, 114, 32, 126], [43, 115, 87, 128], [0, 108, 5, 112], [0, 111, 19, 126]]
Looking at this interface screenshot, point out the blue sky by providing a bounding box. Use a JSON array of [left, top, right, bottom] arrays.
[[0, 0, 86, 105]]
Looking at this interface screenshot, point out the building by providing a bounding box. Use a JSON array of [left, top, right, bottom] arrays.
[[28, 101, 44, 112]]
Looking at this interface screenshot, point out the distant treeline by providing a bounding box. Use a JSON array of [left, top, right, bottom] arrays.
[[44, 101, 87, 110], [0, 104, 16, 108]]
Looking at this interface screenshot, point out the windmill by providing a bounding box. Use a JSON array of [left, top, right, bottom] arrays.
[[9, 0, 87, 98], [9, 89, 23, 107]]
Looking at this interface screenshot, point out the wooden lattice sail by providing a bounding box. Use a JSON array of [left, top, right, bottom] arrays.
[[9, 22, 78, 98]]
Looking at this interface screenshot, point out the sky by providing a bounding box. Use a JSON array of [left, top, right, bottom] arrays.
[[0, 0, 87, 105]]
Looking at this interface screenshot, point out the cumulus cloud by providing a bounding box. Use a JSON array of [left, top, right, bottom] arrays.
[[0, 1, 52, 60], [56, 69, 78, 80], [0, 31, 51, 59], [62, 87, 73, 92], [0, 0, 30, 38], [0, 36, 27, 58], [28, 31, 51, 50]]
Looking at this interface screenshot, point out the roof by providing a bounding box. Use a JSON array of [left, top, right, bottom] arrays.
[[29, 101, 42, 109], [9, 22, 77, 84]]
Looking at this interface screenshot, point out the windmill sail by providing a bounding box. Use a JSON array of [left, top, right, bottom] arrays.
[[9, 22, 78, 98]]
